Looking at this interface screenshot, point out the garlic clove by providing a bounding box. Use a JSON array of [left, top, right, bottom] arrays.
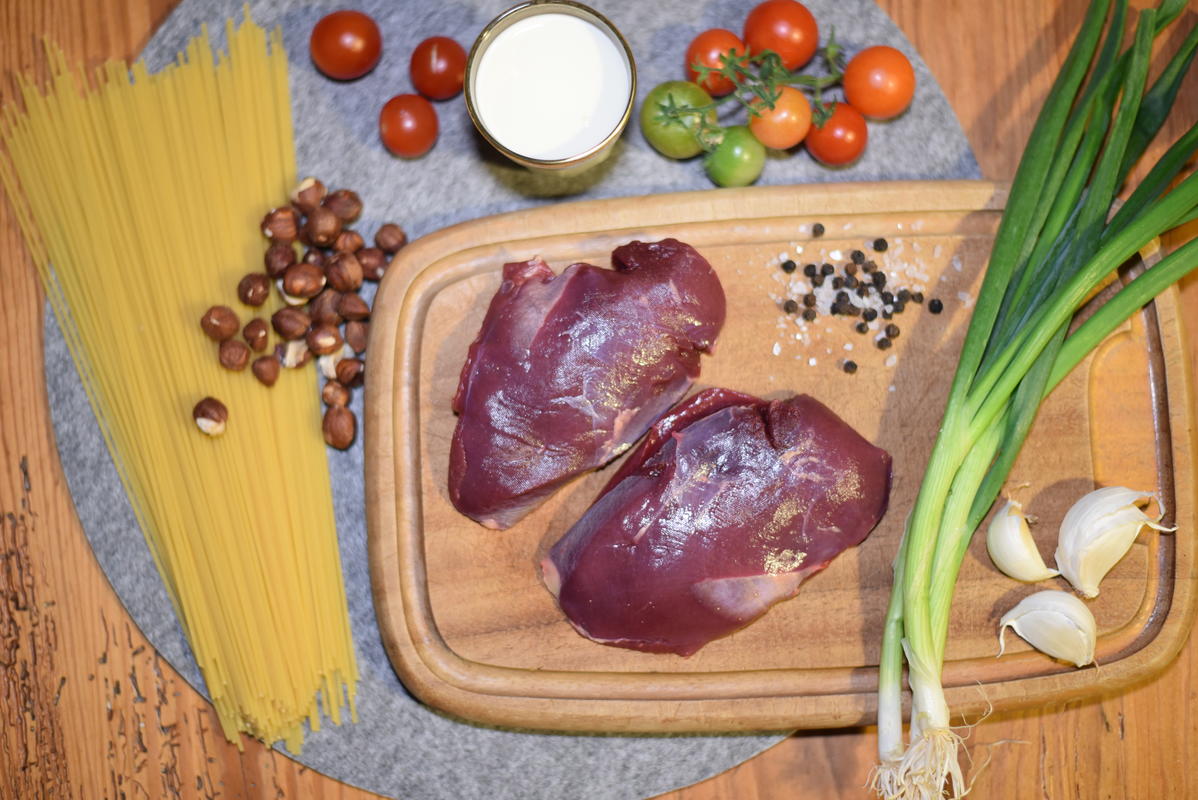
[[1054, 486, 1175, 598], [986, 499, 1059, 582], [998, 589, 1096, 668]]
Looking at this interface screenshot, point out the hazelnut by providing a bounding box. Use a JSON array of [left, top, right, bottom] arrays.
[[357, 247, 387, 281], [334, 229, 365, 253], [276, 279, 309, 306], [318, 348, 348, 380], [290, 176, 327, 215], [218, 339, 251, 371], [243, 318, 269, 352], [192, 397, 228, 436], [277, 340, 312, 369], [200, 305, 239, 341], [322, 406, 356, 450], [335, 357, 365, 388], [264, 241, 297, 278], [271, 307, 311, 340], [337, 292, 370, 321], [304, 206, 342, 247], [322, 380, 350, 407], [303, 247, 328, 267], [261, 206, 300, 242], [308, 288, 344, 326], [282, 262, 326, 299], [374, 223, 407, 254], [306, 322, 343, 355], [323, 189, 363, 223], [252, 354, 280, 386], [237, 273, 271, 306], [344, 320, 369, 354], [325, 252, 363, 292]]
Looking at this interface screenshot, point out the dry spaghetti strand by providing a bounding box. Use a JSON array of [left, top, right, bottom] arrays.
[[0, 9, 358, 751]]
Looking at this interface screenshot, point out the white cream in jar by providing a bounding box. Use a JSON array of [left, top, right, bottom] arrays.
[[472, 11, 632, 162]]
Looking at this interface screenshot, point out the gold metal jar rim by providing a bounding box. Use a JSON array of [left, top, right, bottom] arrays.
[[463, 0, 638, 171]]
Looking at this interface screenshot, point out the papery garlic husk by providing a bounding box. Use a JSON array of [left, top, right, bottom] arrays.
[[1055, 486, 1175, 598], [986, 499, 1059, 582], [998, 589, 1096, 667]]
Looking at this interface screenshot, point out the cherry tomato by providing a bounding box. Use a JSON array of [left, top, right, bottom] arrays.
[[749, 86, 812, 150], [805, 102, 868, 165], [641, 81, 716, 159], [705, 125, 766, 187], [685, 29, 745, 97], [844, 45, 916, 119], [410, 36, 467, 100], [743, 0, 819, 71], [379, 94, 438, 158], [309, 10, 382, 81]]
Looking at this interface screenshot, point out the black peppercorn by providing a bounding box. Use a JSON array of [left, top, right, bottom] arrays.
[[851, 249, 865, 264], [885, 323, 900, 338], [893, 301, 906, 314], [912, 291, 925, 304], [821, 263, 834, 276], [812, 274, 825, 287], [881, 290, 894, 304], [812, 222, 825, 237], [843, 360, 858, 374], [783, 299, 799, 314], [855, 321, 869, 334], [832, 276, 844, 290], [845, 275, 858, 289], [862, 260, 877, 273], [802, 308, 817, 321], [876, 337, 893, 350], [873, 237, 889, 252], [898, 288, 911, 303], [882, 309, 893, 319], [804, 263, 818, 277], [862, 308, 878, 322], [782, 259, 797, 273], [845, 263, 858, 276], [803, 293, 817, 307], [929, 298, 944, 313], [872, 271, 887, 288]]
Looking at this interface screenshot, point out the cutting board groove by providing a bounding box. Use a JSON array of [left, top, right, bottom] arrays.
[[365, 181, 1195, 732]]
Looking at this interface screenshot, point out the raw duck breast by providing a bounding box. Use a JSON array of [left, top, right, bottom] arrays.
[[541, 388, 892, 656], [449, 239, 725, 529]]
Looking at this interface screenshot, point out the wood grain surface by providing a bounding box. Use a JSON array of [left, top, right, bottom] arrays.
[[1, 1, 1196, 799]]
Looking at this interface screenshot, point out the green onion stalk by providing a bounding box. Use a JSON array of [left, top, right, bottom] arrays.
[[872, 1, 1198, 796]]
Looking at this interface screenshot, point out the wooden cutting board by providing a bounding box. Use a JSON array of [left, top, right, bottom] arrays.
[[364, 180, 1196, 733]]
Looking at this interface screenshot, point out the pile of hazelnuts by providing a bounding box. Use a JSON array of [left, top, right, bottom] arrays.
[[194, 177, 406, 450]]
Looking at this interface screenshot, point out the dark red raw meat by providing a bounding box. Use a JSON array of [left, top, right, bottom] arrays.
[[449, 239, 725, 529], [541, 388, 892, 656]]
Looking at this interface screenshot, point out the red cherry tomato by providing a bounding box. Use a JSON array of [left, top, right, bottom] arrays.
[[309, 10, 382, 81], [685, 29, 745, 97], [844, 45, 916, 119], [743, 0, 819, 71], [805, 102, 868, 165], [410, 36, 467, 100], [749, 86, 812, 150], [379, 94, 438, 158]]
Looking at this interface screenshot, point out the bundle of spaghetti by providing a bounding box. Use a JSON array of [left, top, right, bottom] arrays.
[[0, 12, 358, 751]]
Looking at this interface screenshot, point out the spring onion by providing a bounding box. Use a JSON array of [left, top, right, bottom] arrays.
[[872, 0, 1198, 796]]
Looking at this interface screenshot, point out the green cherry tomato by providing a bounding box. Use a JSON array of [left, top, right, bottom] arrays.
[[640, 81, 716, 159], [704, 125, 766, 187]]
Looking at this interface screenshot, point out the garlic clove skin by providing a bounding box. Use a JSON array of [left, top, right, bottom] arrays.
[[1055, 486, 1175, 598], [998, 589, 1096, 668], [986, 499, 1059, 582]]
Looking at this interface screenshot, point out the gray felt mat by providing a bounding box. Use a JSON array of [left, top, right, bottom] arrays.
[[45, 1, 979, 798]]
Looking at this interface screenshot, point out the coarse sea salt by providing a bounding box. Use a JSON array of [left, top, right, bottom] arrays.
[[772, 342, 782, 356]]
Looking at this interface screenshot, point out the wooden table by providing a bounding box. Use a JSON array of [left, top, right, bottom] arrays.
[[2, 1, 1195, 797]]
